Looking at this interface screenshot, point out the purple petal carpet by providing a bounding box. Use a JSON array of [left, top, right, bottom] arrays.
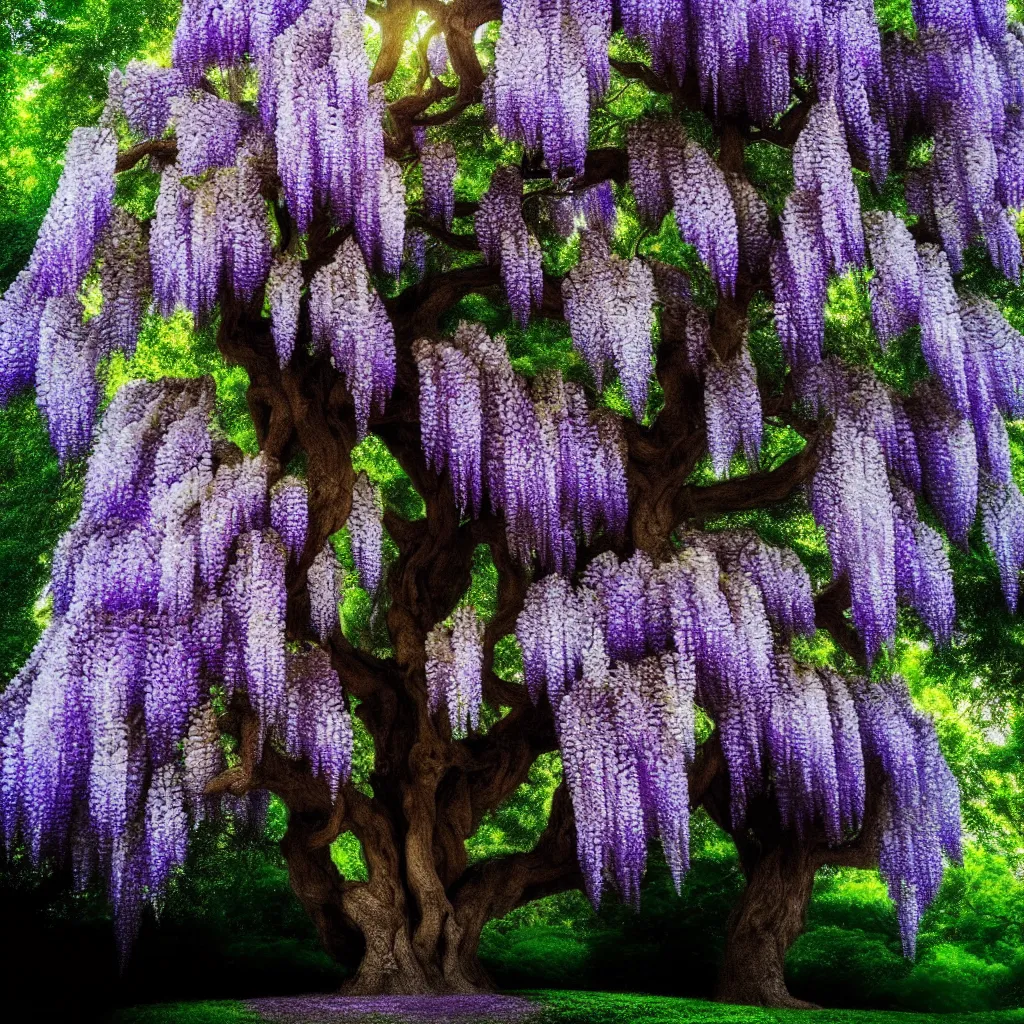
[[245, 994, 542, 1023]]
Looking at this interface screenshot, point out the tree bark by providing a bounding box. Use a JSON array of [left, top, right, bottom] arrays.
[[711, 775, 885, 1009], [715, 830, 819, 1009]]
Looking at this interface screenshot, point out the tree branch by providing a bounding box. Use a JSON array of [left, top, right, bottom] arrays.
[[114, 138, 177, 173], [674, 434, 822, 526], [813, 576, 865, 665]]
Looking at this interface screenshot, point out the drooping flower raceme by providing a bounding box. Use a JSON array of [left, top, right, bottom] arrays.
[[492, 0, 607, 175], [864, 210, 921, 347], [0, 376, 341, 959], [475, 167, 544, 328], [93, 209, 152, 360], [628, 121, 739, 295], [267, 254, 304, 368], [426, 606, 484, 736], [792, 98, 865, 272], [421, 140, 458, 230], [520, 536, 959, 954], [310, 239, 396, 437], [171, 91, 246, 177], [284, 646, 353, 790], [415, 324, 629, 569], [704, 346, 763, 477], [562, 231, 656, 418], [808, 412, 897, 662], [348, 471, 384, 595], [22, 128, 119, 300], [122, 61, 186, 138], [270, 475, 309, 560], [308, 540, 341, 641]]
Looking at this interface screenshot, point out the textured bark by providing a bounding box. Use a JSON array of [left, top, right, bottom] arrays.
[[716, 831, 819, 1009], [710, 775, 886, 1008]]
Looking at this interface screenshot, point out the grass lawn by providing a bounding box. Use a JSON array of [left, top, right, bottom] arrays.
[[108, 990, 1024, 1024]]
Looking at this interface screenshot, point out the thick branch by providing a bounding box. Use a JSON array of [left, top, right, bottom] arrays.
[[451, 783, 581, 945], [674, 436, 821, 526], [114, 138, 177, 173], [813, 576, 865, 665]]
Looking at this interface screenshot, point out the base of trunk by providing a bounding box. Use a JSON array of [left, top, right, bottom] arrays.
[[339, 935, 489, 997], [716, 831, 819, 1009]]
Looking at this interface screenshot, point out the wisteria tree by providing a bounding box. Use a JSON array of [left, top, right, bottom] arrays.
[[3, 0, 1023, 1008]]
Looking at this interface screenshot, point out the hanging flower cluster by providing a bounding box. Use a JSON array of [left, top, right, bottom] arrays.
[[426, 606, 484, 736], [863, 210, 921, 347], [308, 540, 342, 641], [492, 0, 608, 175], [475, 167, 544, 327], [792, 99, 865, 273], [267, 254, 304, 368], [558, 647, 695, 905], [0, 377, 352, 957], [627, 120, 739, 295], [150, 152, 272, 318], [4, 127, 118, 305], [121, 61, 186, 138], [0, 202, 150, 459], [348, 471, 384, 595], [173, 0, 314, 82], [309, 238, 396, 437], [562, 231, 656, 419], [93, 209, 152, 360], [979, 472, 1024, 612], [427, 33, 449, 78], [517, 535, 960, 953], [854, 674, 962, 957], [270, 475, 309, 561], [726, 172, 771, 277], [796, 338, 1024, 652], [704, 345, 763, 478], [892, 12, 1024, 278], [171, 92, 247, 177], [420, 140, 458, 230], [261, 0, 404, 269], [284, 646, 353, 791], [414, 323, 628, 568], [808, 412, 897, 661]]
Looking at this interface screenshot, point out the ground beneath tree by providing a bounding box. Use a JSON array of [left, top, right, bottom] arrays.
[[106, 991, 1024, 1024], [244, 995, 538, 1023]]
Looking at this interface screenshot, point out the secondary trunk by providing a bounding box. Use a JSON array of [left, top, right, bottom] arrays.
[[715, 830, 818, 1009]]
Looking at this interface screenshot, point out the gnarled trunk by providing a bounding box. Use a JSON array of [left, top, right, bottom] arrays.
[[278, 786, 492, 995], [252, 647, 575, 1000], [715, 831, 818, 1009]]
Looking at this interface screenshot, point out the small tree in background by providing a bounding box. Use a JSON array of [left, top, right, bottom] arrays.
[[2, 0, 1023, 1008]]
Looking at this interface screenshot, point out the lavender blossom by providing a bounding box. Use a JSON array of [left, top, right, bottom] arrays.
[[310, 239, 396, 437], [348, 471, 383, 595], [426, 607, 484, 736], [704, 347, 763, 477], [562, 232, 656, 418], [308, 540, 341, 641], [267, 255, 304, 368], [476, 168, 544, 328], [24, 128, 118, 300], [270, 476, 309, 560], [421, 140, 457, 229], [171, 92, 246, 177]]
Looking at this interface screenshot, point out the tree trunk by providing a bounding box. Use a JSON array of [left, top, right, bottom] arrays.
[[279, 802, 491, 995], [715, 831, 818, 1009]]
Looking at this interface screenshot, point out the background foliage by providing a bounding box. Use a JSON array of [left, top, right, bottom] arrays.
[[1, 0, 1022, 1017]]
